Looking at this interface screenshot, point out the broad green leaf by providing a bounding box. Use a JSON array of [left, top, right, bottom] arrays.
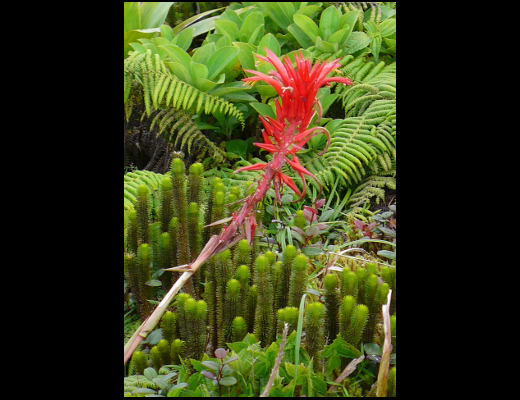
[[189, 15, 221, 38], [259, 3, 294, 31], [378, 250, 396, 261], [364, 20, 379, 35], [216, 34, 232, 50], [295, 5, 322, 19], [173, 28, 194, 51], [211, 82, 249, 97], [194, 78, 219, 94], [166, 62, 192, 85], [320, 6, 340, 40], [287, 23, 314, 49], [124, 29, 157, 58], [245, 25, 264, 46], [160, 24, 174, 41], [233, 42, 257, 72], [293, 14, 321, 43], [206, 47, 239, 81], [340, 10, 361, 41], [192, 43, 216, 65], [214, 19, 239, 41], [249, 102, 277, 121], [379, 5, 397, 21], [124, 2, 141, 33], [257, 34, 281, 57], [140, 2, 175, 29], [160, 44, 192, 72], [220, 8, 242, 28], [255, 84, 278, 103], [328, 29, 350, 47], [240, 12, 265, 44], [129, 42, 146, 55], [191, 63, 209, 81], [172, 7, 225, 35], [316, 37, 338, 53], [379, 18, 397, 38]]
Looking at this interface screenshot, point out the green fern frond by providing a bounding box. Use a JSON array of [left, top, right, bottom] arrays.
[[125, 50, 245, 128], [348, 171, 396, 209]]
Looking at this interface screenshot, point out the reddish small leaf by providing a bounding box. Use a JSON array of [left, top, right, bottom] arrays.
[[354, 220, 366, 230]]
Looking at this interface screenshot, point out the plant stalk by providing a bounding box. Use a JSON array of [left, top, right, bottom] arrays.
[[124, 233, 247, 366], [376, 290, 393, 397]]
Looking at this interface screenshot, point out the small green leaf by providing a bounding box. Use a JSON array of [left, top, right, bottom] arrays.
[[249, 102, 277, 120], [144, 368, 158, 381], [218, 376, 238, 387], [201, 361, 221, 372], [378, 250, 396, 261], [226, 140, 249, 159]]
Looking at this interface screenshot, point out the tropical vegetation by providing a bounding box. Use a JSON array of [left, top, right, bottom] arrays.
[[124, 2, 396, 397]]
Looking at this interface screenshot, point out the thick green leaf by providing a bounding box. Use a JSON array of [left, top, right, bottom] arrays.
[[320, 6, 340, 40], [166, 62, 192, 85], [257, 34, 281, 57], [214, 19, 240, 41], [316, 37, 338, 53], [287, 23, 314, 49], [140, 2, 175, 29], [160, 24, 174, 41], [160, 44, 192, 73], [172, 7, 225, 35], [206, 47, 239, 81], [295, 5, 322, 19], [293, 14, 321, 43], [124, 29, 157, 58], [233, 42, 257, 71], [239, 11, 265, 42], [124, 2, 141, 33], [250, 102, 277, 120], [191, 63, 209, 81], [259, 3, 294, 31], [192, 43, 216, 66], [328, 29, 350, 47], [173, 28, 194, 51], [340, 10, 361, 41]]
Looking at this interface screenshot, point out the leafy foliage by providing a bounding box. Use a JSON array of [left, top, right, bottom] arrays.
[[124, 2, 397, 397]]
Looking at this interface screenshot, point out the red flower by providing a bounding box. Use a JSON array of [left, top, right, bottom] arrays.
[[237, 49, 353, 203]]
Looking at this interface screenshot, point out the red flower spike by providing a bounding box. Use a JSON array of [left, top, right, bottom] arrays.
[[234, 163, 268, 174], [255, 143, 279, 153], [279, 173, 303, 197]]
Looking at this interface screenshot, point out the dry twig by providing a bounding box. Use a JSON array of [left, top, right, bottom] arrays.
[[261, 323, 290, 397]]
